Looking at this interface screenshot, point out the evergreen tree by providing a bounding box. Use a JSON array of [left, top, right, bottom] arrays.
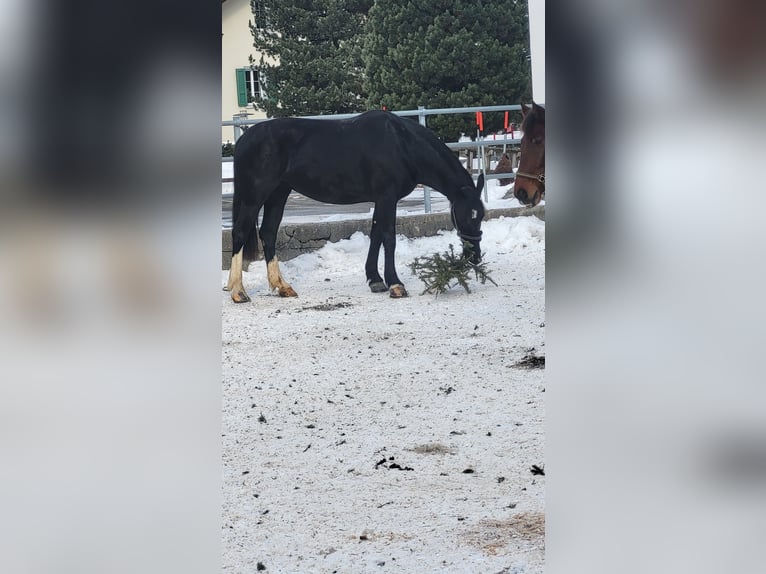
[[363, 0, 531, 141], [250, 0, 373, 117]]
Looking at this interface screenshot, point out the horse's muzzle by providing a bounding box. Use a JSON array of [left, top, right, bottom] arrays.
[[464, 241, 482, 264], [514, 186, 543, 207]]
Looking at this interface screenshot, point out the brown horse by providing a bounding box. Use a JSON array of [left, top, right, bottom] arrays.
[[513, 102, 545, 207]]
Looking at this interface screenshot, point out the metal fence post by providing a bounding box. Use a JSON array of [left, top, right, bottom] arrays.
[[233, 113, 246, 142], [475, 138, 489, 203], [481, 143, 489, 203], [418, 105, 432, 214]]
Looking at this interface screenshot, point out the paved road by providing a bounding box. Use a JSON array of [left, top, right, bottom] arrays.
[[220, 158, 513, 228], [221, 187, 451, 229]]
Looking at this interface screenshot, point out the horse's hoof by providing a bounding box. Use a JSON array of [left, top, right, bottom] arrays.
[[278, 286, 298, 297], [389, 284, 408, 298], [232, 290, 251, 303], [369, 281, 387, 293]]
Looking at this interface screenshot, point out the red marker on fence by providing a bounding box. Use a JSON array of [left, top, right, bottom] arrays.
[[475, 111, 484, 133], [504, 111, 509, 131]]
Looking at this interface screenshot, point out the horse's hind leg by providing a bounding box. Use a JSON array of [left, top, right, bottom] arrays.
[[260, 185, 297, 298], [226, 203, 260, 303], [226, 248, 247, 302]]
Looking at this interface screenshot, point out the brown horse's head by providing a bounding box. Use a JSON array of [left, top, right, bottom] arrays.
[[513, 102, 545, 207]]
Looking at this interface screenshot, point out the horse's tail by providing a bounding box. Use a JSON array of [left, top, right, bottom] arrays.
[[232, 201, 260, 263], [231, 174, 261, 263], [239, 216, 260, 263], [246, 217, 260, 262]]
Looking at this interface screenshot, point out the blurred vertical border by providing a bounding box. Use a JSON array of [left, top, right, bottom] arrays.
[[0, 2, 222, 573], [547, 0, 766, 573]]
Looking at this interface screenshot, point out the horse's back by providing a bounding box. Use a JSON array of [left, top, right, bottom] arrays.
[[237, 111, 415, 163], [234, 111, 423, 204]]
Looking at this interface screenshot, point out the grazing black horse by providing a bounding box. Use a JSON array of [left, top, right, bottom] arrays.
[[225, 110, 486, 302]]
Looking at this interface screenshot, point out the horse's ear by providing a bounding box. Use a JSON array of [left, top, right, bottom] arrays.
[[520, 102, 530, 117], [475, 173, 485, 195], [532, 102, 545, 116]]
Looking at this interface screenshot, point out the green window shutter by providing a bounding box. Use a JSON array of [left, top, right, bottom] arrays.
[[236, 69, 247, 107]]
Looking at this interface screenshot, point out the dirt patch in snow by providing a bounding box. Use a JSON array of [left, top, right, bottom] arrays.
[[410, 442, 457, 455], [466, 512, 546, 556], [299, 301, 354, 312], [514, 348, 546, 369]]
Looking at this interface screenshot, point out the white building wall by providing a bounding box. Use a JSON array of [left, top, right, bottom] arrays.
[[222, 0, 267, 142], [528, 0, 545, 104]]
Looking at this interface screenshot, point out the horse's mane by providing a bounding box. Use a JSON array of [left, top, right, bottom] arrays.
[[398, 116, 472, 187]]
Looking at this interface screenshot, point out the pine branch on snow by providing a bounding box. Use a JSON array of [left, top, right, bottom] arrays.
[[409, 243, 497, 296]]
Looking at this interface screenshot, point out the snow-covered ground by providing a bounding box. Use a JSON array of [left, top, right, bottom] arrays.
[[222, 215, 546, 573]]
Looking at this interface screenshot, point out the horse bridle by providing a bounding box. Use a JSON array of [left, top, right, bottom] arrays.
[[515, 171, 546, 187], [450, 205, 483, 243]]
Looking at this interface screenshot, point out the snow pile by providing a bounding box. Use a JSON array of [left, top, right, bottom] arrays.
[[276, 217, 545, 292]]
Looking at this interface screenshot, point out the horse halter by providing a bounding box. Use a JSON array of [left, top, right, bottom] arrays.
[[450, 205, 483, 243], [515, 171, 546, 187]]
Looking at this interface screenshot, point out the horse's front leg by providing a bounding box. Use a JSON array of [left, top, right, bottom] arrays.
[[260, 187, 298, 298], [379, 204, 407, 298], [365, 210, 387, 293]]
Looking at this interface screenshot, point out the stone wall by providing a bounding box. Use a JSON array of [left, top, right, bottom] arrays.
[[222, 205, 544, 270]]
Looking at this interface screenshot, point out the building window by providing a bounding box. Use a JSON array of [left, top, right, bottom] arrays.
[[236, 68, 264, 107]]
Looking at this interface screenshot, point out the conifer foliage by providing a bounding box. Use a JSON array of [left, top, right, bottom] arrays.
[[363, 0, 531, 141], [409, 243, 497, 296], [250, 0, 373, 117], [247, 1, 531, 136]]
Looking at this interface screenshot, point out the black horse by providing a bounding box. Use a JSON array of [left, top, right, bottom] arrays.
[[225, 110, 486, 302]]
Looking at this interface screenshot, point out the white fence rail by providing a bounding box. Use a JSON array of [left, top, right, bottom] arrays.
[[222, 104, 524, 213]]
